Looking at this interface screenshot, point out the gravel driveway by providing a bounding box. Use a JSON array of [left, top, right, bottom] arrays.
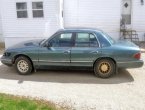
[[0, 51, 145, 110]]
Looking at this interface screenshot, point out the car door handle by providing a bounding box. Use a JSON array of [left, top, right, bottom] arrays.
[[63, 50, 70, 54], [90, 51, 99, 54]]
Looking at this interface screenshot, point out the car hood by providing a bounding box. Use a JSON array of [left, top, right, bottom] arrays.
[[7, 39, 44, 50]]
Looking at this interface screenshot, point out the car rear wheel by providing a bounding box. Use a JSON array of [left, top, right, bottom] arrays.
[[94, 59, 116, 78], [15, 56, 32, 75]]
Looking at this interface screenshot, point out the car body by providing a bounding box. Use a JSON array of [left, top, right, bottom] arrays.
[[0, 28, 144, 78]]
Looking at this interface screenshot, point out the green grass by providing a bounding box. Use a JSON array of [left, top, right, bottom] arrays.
[[0, 93, 58, 110]]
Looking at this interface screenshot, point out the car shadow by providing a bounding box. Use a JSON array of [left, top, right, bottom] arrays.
[[0, 64, 134, 84]]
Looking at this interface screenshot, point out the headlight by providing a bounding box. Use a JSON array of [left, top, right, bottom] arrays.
[[3, 52, 11, 57]]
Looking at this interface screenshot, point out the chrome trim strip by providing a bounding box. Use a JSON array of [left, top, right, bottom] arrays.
[[32, 60, 38, 62], [38, 60, 70, 63], [71, 61, 92, 63], [35, 60, 92, 63], [117, 61, 143, 63]]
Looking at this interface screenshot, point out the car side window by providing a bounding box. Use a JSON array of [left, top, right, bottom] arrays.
[[49, 33, 73, 47], [75, 33, 99, 47]]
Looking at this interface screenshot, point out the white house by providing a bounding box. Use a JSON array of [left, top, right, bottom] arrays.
[[63, 0, 145, 41], [0, 0, 145, 48], [0, 7, 3, 43], [0, 0, 63, 47], [63, 0, 121, 41]]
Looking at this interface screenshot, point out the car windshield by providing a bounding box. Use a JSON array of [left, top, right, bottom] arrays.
[[102, 32, 115, 44]]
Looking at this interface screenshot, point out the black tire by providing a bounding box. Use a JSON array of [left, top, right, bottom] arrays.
[[15, 56, 32, 75], [94, 59, 116, 78]]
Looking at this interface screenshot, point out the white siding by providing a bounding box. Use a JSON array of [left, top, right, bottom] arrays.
[[0, 16, 3, 42], [0, 4, 4, 43], [132, 0, 145, 41], [1, 0, 63, 48], [64, 0, 121, 40]]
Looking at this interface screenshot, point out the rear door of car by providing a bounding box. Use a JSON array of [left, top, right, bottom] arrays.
[[38, 32, 74, 67], [70, 32, 102, 67]]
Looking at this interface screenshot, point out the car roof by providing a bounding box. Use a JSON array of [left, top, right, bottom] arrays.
[[57, 28, 103, 33]]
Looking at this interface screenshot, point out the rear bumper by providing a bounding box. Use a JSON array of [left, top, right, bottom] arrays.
[[117, 60, 144, 68], [0, 56, 13, 66]]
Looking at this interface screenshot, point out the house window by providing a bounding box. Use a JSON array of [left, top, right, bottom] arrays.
[[32, 2, 44, 18], [16, 2, 28, 18]]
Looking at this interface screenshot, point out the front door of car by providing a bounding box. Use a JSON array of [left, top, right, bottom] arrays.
[[38, 32, 73, 67], [71, 32, 102, 67]]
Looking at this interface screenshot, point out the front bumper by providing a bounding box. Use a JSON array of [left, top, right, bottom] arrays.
[[0, 56, 13, 66], [117, 60, 144, 68]]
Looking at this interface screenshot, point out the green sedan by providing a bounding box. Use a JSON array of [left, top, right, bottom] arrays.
[[0, 28, 144, 78]]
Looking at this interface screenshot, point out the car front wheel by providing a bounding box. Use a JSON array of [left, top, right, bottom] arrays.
[[94, 59, 116, 78], [15, 56, 32, 75]]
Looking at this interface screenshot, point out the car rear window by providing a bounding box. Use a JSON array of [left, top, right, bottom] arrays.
[[96, 32, 111, 47]]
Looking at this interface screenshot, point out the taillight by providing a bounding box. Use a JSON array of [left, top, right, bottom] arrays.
[[133, 52, 141, 59]]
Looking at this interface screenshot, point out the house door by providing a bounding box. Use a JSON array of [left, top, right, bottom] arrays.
[[122, 0, 132, 29]]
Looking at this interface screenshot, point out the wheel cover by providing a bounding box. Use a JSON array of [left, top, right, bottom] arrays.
[[17, 60, 29, 73], [98, 62, 111, 74]]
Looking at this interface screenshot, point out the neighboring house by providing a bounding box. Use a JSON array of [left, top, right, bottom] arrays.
[[0, 0, 145, 48]]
